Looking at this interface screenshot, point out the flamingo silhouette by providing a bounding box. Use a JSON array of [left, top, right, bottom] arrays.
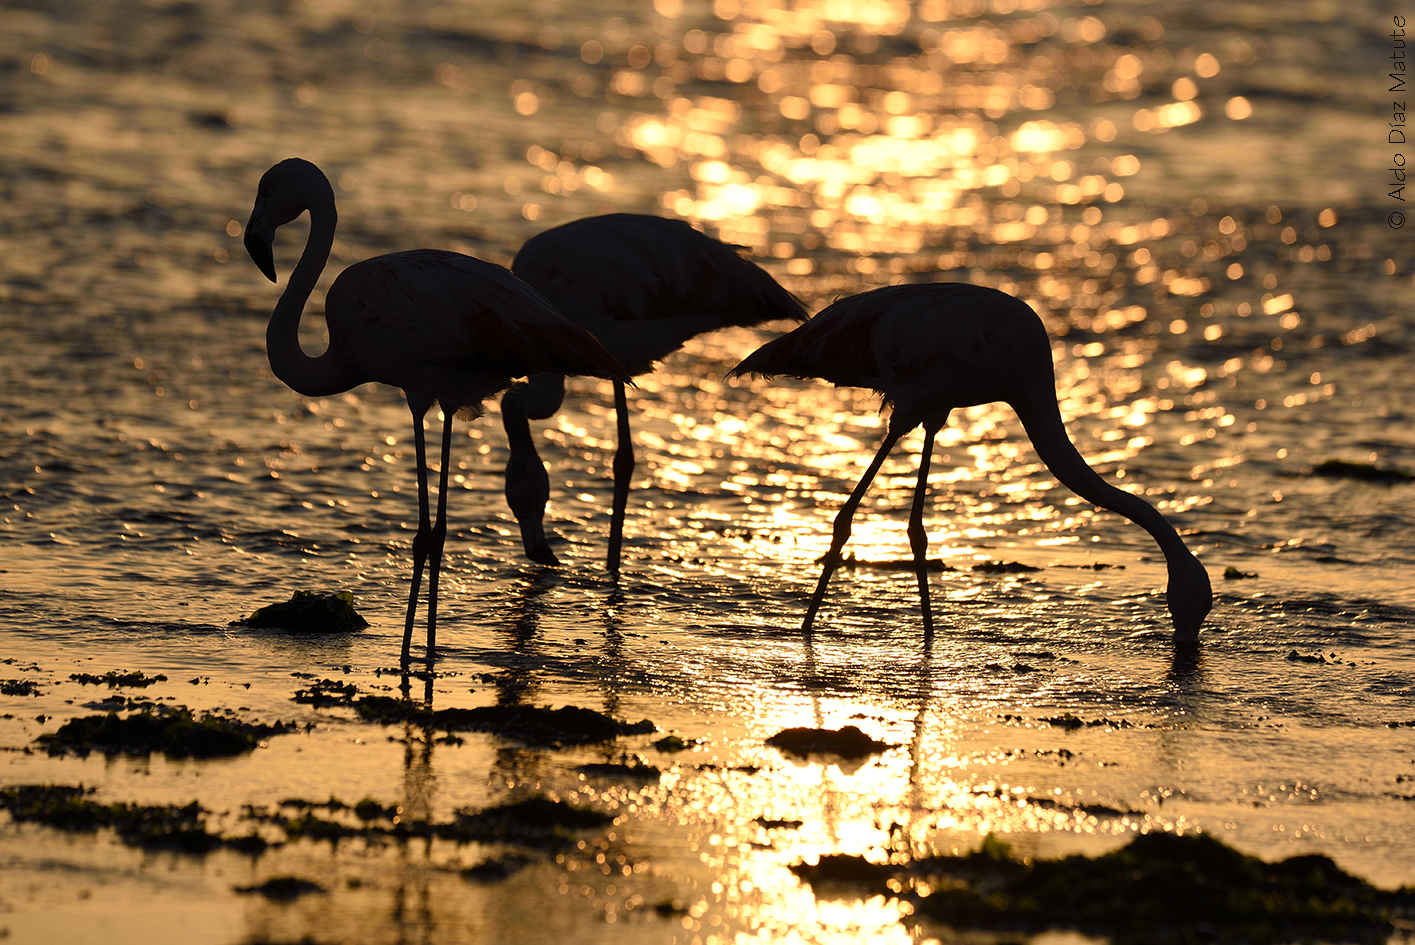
[[501, 213, 804, 571], [242, 158, 630, 668], [729, 282, 1212, 643]]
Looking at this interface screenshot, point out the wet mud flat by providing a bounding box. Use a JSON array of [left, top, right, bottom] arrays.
[[3, 622, 1415, 945], [2, 0, 1415, 940]]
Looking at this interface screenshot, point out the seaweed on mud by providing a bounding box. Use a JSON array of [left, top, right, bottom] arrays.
[[69, 670, 167, 688], [1022, 795, 1142, 817], [453, 796, 613, 848], [37, 705, 295, 758], [754, 818, 804, 830], [1310, 459, 1414, 483], [236, 591, 369, 633], [652, 734, 698, 752], [245, 794, 611, 851], [971, 560, 1041, 574], [292, 678, 359, 707], [576, 758, 662, 780], [983, 661, 1040, 674], [234, 876, 326, 900], [835, 554, 956, 572], [792, 831, 1415, 945], [1, 679, 41, 696], [0, 784, 255, 855], [353, 798, 398, 820], [653, 898, 690, 917], [353, 698, 654, 746], [765, 725, 893, 759], [460, 852, 535, 882], [793, 853, 894, 885], [81, 696, 163, 713], [1034, 713, 1135, 730]]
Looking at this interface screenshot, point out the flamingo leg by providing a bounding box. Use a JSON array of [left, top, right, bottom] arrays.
[[908, 427, 938, 639], [401, 415, 434, 669], [802, 429, 903, 633], [423, 415, 455, 667], [607, 379, 634, 574]]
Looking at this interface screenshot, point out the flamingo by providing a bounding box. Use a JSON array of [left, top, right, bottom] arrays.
[[501, 213, 805, 571], [728, 282, 1212, 643], [242, 158, 631, 669]]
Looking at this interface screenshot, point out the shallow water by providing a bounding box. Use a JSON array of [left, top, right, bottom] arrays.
[[2, 0, 1414, 942]]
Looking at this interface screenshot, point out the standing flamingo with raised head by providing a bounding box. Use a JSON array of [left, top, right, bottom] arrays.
[[500, 214, 805, 572], [729, 282, 1212, 643], [242, 158, 631, 669]]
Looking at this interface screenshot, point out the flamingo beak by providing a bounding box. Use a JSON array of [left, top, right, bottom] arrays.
[[243, 208, 277, 283]]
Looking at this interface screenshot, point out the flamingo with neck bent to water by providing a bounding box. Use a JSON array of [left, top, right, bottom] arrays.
[[500, 213, 805, 572], [728, 282, 1212, 643], [242, 158, 631, 669]]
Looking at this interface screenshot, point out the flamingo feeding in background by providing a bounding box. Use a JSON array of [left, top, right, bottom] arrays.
[[242, 158, 630, 669], [728, 282, 1212, 643], [501, 213, 805, 572]]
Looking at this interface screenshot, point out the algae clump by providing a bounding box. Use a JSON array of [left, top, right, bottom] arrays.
[[69, 670, 167, 688], [0, 784, 247, 855], [353, 699, 654, 746], [238, 591, 369, 633], [1310, 460, 1413, 483], [38, 705, 294, 758], [766, 725, 892, 759], [793, 830, 1415, 944]]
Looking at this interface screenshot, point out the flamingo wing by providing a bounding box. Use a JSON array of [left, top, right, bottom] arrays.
[[728, 290, 884, 384], [730, 283, 1055, 395], [326, 249, 630, 383], [513, 214, 805, 327]]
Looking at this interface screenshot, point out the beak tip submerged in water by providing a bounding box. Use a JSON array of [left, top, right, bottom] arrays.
[[525, 540, 561, 567]]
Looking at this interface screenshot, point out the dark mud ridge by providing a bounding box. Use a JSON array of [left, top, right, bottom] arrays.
[[793, 831, 1415, 945]]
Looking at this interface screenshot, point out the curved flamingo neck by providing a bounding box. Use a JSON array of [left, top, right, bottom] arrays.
[[266, 186, 363, 397], [1010, 386, 1192, 567]]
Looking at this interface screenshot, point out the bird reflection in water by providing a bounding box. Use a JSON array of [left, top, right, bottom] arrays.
[[391, 718, 437, 945], [503, 213, 805, 573], [732, 283, 1213, 643]]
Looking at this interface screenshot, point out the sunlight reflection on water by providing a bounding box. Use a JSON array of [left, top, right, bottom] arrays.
[[1, 0, 1414, 942]]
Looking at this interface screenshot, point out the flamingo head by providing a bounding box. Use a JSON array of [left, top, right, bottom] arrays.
[[1165, 552, 1212, 643], [244, 158, 330, 283]]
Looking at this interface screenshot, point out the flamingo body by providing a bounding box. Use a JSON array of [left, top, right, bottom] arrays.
[[502, 213, 805, 569], [730, 282, 1212, 643], [320, 249, 627, 413], [512, 213, 804, 374], [242, 158, 630, 668]]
